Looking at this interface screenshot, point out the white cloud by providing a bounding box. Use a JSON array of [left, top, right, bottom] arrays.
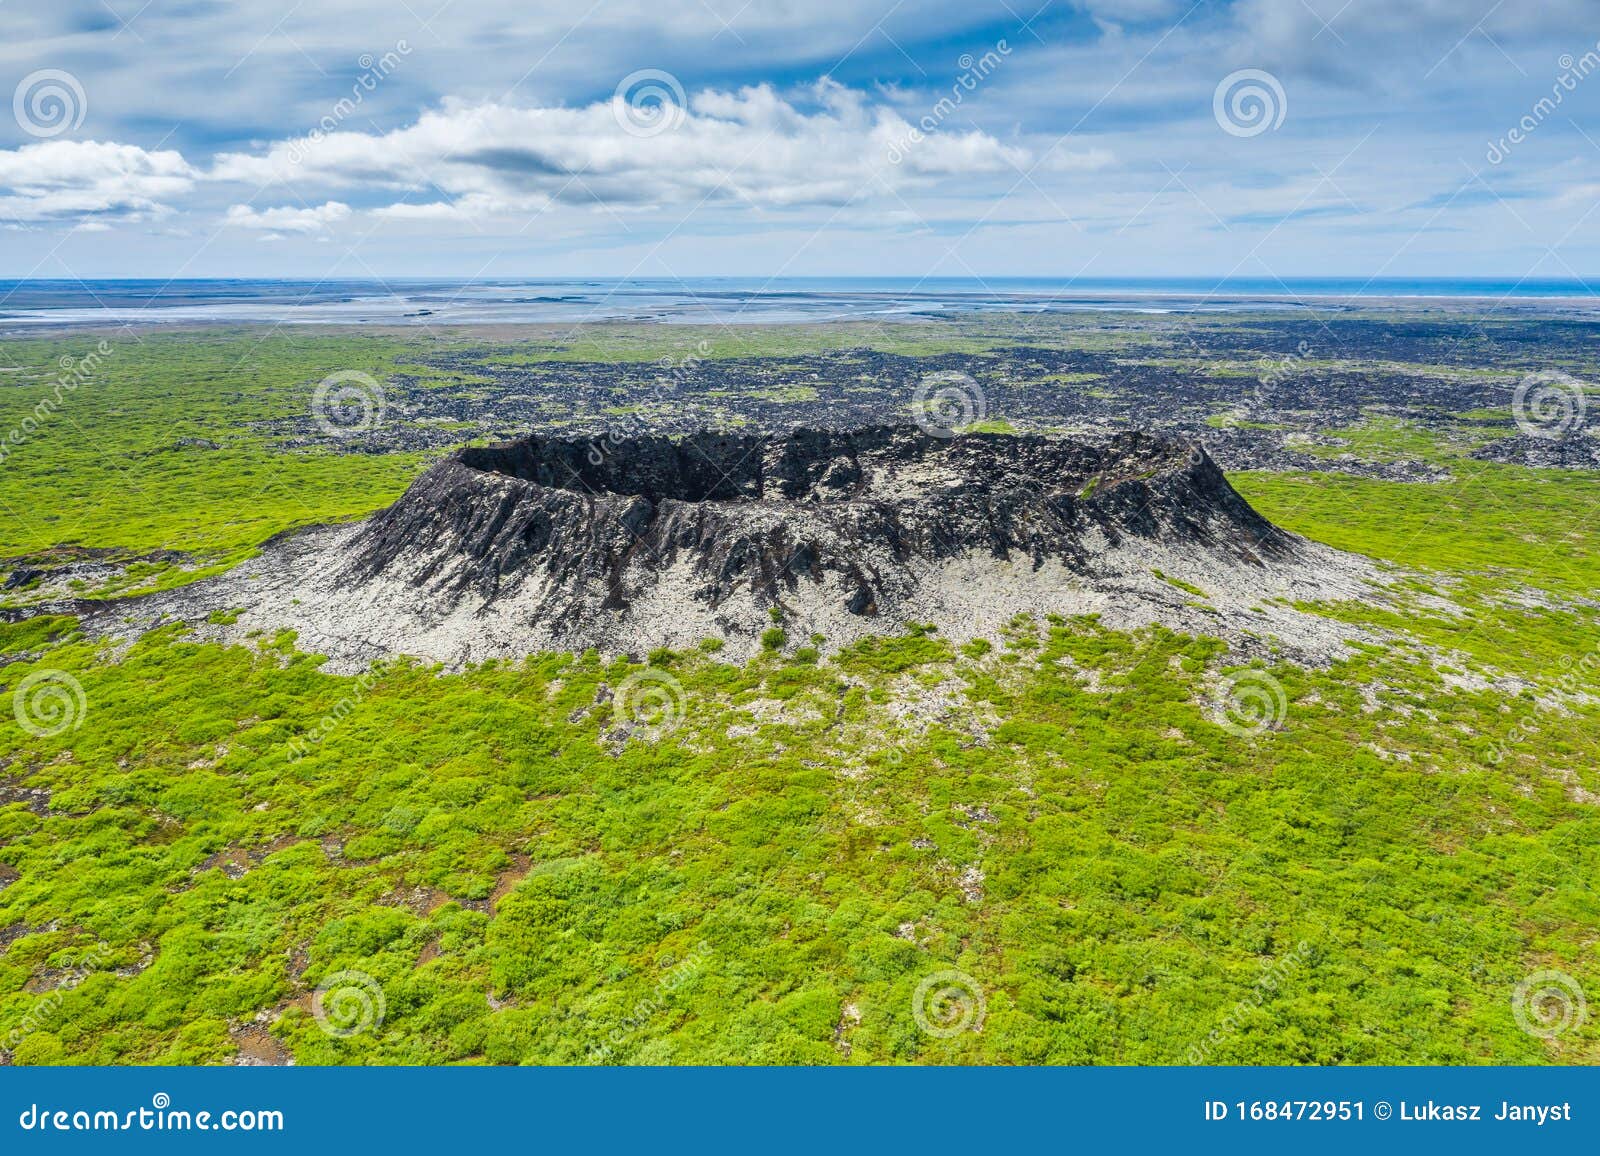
[[224, 202, 353, 233], [1070, 0, 1187, 22], [210, 83, 1091, 221], [0, 140, 195, 223], [11, 1, 1599, 275]]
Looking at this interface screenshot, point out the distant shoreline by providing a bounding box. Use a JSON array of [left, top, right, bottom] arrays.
[[0, 277, 1596, 332]]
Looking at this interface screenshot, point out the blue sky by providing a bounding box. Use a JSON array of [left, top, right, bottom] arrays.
[[2, 0, 1599, 279]]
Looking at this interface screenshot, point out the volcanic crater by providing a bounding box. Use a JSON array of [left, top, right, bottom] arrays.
[[69, 425, 1382, 668], [351, 425, 1293, 614]]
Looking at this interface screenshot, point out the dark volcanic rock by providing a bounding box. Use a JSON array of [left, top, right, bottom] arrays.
[[64, 426, 1381, 667], [1471, 433, 1600, 468], [348, 425, 1295, 624]]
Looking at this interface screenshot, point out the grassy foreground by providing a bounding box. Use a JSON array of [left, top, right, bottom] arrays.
[[1, 598, 1596, 1065], [1, 326, 1598, 1065]]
